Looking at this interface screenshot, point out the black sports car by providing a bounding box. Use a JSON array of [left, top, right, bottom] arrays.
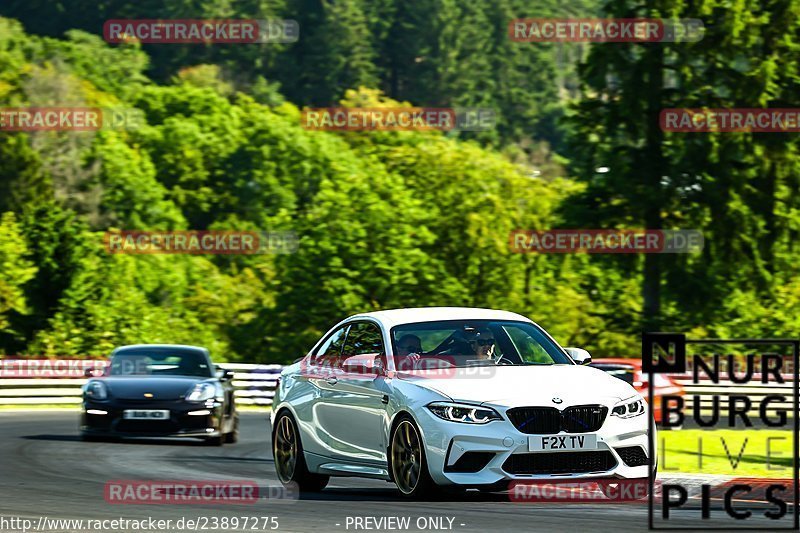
[[80, 344, 238, 445]]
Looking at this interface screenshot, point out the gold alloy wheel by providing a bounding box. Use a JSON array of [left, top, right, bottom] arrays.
[[391, 419, 423, 494], [274, 415, 297, 483]]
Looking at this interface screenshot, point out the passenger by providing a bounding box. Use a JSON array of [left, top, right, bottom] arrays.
[[396, 334, 422, 356]]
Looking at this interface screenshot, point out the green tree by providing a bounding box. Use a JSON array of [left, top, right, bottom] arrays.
[[564, 0, 800, 337], [280, 0, 379, 104], [0, 212, 37, 349]]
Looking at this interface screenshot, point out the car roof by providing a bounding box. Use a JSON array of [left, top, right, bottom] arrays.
[[346, 307, 533, 328], [111, 344, 209, 355]]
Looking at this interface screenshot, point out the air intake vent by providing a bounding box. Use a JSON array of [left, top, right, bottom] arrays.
[[615, 446, 648, 467], [503, 451, 616, 475], [444, 451, 495, 473]]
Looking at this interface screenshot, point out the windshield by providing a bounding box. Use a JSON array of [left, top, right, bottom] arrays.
[[391, 320, 572, 369], [110, 348, 213, 377]]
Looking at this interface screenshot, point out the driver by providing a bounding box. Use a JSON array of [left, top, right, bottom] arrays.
[[468, 327, 496, 361]]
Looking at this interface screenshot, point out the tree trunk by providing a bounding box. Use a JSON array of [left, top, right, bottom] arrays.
[[642, 42, 665, 331]]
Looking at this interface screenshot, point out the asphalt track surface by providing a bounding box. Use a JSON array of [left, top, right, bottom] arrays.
[[0, 412, 790, 532]]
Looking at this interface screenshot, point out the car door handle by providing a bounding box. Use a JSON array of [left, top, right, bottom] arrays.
[[326, 376, 338, 385]]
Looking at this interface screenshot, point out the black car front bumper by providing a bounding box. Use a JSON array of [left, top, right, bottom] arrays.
[[81, 398, 225, 438]]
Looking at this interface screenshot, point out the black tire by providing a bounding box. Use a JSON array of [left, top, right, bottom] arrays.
[[389, 415, 437, 498], [205, 434, 224, 446], [225, 416, 239, 444], [80, 432, 102, 442], [272, 411, 329, 492]]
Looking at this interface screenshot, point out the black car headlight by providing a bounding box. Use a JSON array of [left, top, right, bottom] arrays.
[[84, 381, 108, 401], [427, 402, 501, 424], [186, 382, 217, 402], [612, 397, 645, 418]]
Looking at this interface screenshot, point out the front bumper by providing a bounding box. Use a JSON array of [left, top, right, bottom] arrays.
[[415, 404, 653, 487], [81, 398, 224, 438]]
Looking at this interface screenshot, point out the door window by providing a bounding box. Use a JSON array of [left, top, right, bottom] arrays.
[[312, 325, 349, 367], [342, 322, 385, 357]]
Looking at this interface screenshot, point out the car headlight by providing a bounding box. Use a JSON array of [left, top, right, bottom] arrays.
[[612, 397, 645, 418], [84, 381, 108, 401], [186, 382, 217, 402], [427, 402, 501, 424]]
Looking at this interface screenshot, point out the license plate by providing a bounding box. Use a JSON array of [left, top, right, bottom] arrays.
[[528, 434, 597, 451], [123, 409, 170, 420]]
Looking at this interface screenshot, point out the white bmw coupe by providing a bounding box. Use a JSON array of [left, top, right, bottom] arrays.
[[271, 307, 653, 497]]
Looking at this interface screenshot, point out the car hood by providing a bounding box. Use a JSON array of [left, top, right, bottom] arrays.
[[97, 376, 211, 400], [399, 364, 638, 407]]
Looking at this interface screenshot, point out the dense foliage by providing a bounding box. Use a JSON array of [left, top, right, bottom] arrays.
[[0, 0, 797, 362]]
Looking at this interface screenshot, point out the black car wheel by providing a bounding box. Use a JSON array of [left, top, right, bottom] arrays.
[[273, 411, 328, 491], [225, 416, 239, 444], [205, 434, 224, 446]]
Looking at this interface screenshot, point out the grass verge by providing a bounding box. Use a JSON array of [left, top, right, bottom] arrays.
[[659, 428, 793, 478]]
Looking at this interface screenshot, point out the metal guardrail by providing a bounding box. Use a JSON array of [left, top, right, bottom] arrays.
[[0, 362, 281, 406], [676, 377, 794, 416], [0, 361, 793, 413]]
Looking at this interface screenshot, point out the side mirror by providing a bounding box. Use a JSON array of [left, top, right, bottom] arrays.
[[217, 367, 235, 381], [342, 354, 384, 376], [564, 347, 592, 365], [84, 365, 107, 377]]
